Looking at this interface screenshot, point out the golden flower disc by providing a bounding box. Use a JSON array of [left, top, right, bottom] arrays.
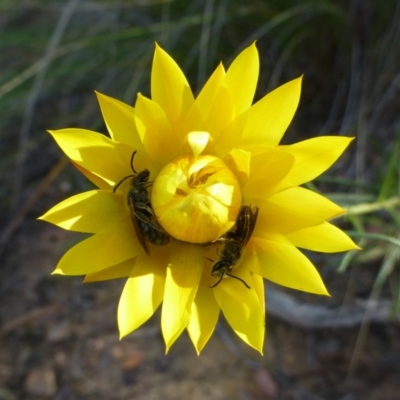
[[151, 155, 242, 243]]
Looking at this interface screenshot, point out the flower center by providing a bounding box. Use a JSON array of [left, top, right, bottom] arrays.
[[151, 155, 242, 243]]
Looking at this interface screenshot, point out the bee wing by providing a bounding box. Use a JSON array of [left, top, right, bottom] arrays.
[[242, 205, 259, 248], [128, 197, 149, 254]]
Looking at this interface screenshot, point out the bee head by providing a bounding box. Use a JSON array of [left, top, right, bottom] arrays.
[[131, 169, 150, 186], [211, 260, 232, 277]]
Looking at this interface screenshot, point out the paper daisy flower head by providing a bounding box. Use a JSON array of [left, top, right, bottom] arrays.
[[40, 42, 358, 354]]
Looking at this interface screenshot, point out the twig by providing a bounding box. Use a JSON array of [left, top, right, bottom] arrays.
[[266, 285, 400, 329], [0, 304, 64, 338], [0, 157, 69, 259]]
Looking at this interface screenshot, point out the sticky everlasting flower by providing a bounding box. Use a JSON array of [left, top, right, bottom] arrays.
[[40, 43, 359, 354]]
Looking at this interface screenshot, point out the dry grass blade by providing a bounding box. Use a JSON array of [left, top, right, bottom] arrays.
[[346, 244, 400, 378], [12, 0, 79, 209]]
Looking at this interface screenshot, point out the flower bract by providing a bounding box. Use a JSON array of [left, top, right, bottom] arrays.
[[39, 43, 359, 354]]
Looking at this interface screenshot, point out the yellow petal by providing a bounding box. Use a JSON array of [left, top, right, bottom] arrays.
[[253, 200, 322, 238], [187, 280, 220, 354], [39, 190, 126, 233], [95, 91, 143, 149], [277, 136, 355, 185], [213, 266, 264, 353], [161, 242, 203, 353], [204, 84, 234, 141], [250, 238, 329, 295], [223, 148, 251, 187], [243, 151, 294, 200], [49, 128, 131, 185], [175, 102, 204, 139], [185, 131, 211, 157], [134, 94, 182, 170], [247, 184, 349, 243], [71, 161, 111, 190], [269, 186, 345, 215], [286, 222, 360, 252], [53, 218, 142, 276], [195, 62, 225, 121], [151, 44, 194, 126], [118, 251, 166, 338], [214, 107, 252, 157], [83, 258, 134, 282], [112, 141, 162, 188], [240, 76, 302, 149], [251, 272, 265, 315], [253, 187, 344, 241], [224, 42, 259, 116]]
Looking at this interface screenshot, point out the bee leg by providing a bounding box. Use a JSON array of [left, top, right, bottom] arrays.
[[212, 237, 228, 244], [133, 208, 152, 223], [212, 237, 240, 245], [135, 202, 154, 217]]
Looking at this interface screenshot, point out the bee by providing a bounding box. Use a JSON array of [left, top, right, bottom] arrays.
[[210, 205, 259, 289], [113, 151, 171, 254]]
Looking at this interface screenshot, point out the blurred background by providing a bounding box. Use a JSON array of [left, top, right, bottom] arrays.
[[1, 0, 400, 399]]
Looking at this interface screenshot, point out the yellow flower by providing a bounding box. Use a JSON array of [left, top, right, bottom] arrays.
[[39, 43, 359, 354]]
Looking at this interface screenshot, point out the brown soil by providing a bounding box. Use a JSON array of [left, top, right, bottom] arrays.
[[1, 220, 400, 400]]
